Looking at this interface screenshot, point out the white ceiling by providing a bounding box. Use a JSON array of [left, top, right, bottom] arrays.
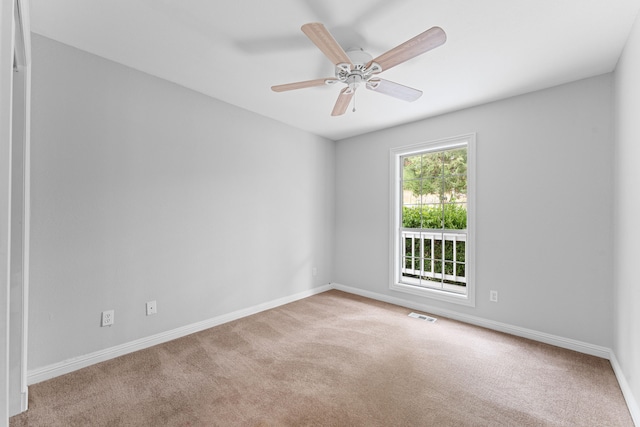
[[29, 0, 640, 141]]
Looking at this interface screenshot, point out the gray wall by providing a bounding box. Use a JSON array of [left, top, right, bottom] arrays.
[[613, 9, 640, 417], [28, 35, 335, 369], [335, 75, 614, 347]]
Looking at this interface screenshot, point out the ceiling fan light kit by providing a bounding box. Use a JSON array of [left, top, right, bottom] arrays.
[[271, 22, 446, 116]]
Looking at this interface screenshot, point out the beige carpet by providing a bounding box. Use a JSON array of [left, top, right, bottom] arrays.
[[10, 290, 633, 426]]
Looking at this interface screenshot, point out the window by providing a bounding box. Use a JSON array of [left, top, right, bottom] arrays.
[[389, 134, 475, 306]]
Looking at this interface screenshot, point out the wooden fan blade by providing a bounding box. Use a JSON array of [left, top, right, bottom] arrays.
[[271, 78, 337, 92], [366, 78, 422, 102], [368, 27, 446, 72], [331, 88, 354, 116], [301, 23, 352, 66]]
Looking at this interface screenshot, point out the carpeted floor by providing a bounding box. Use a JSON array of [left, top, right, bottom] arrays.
[[10, 290, 633, 426]]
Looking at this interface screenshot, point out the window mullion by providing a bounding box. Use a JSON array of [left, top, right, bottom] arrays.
[[453, 235, 457, 282]]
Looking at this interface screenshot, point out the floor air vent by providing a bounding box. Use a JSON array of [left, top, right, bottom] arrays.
[[408, 312, 437, 323]]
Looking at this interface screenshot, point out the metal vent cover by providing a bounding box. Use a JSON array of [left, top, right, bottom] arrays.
[[408, 312, 437, 323]]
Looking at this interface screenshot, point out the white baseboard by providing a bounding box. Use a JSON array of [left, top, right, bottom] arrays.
[[27, 284, 332, 385], [609, 353, 640, 426], [8, 390, 28, 417], [331, 283, 611, 359]]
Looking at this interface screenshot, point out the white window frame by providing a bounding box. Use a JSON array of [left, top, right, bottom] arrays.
[[389, 133, 476, 307]]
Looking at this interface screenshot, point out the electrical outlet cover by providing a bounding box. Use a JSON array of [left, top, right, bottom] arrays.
[[101, 310, 114, 327], [490, 291, 498, 302], [146, 300, 157, 316]]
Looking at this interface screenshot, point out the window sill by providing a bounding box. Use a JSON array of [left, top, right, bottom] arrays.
[[390, 281, 476, 307]]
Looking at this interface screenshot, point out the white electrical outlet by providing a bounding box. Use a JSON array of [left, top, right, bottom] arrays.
[[101, 310, 114, 327], [490, 290, 498, 303], [312, 267, 318, 277], [146, 300, 157, 316]]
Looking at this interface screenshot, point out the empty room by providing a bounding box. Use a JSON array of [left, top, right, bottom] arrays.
[[2, 0, 640, 425]]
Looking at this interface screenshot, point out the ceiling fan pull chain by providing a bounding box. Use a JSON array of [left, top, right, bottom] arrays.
[[352, 90, 357, 113]]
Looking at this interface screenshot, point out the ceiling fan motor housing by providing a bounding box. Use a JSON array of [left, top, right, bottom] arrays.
[[335, 49, 381, 91]]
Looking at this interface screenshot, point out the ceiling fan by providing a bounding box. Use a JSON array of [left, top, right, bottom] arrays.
[[271, 23, 446, 116]]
